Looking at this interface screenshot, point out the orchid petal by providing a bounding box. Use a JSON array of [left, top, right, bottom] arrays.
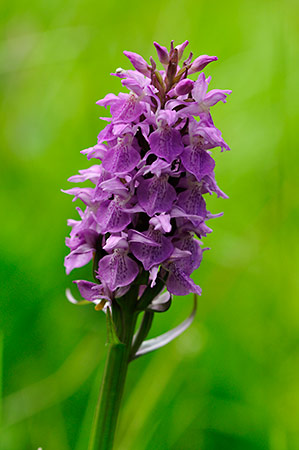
[[98, 252, 139, 291], [64, 245, 94, 275], [96, 199, 132, 233], [128, 230, 160, 247], [149, 126, 184, 163], [102, 137, 140, 174], [129, 229, 174, 271], [166, 263, 202, 296], [181, 146, 215, 182], [137, 175, 176, 216]]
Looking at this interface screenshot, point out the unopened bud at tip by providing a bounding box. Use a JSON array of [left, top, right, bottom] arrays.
[[154, 42, 169, 65], [176, 40, 189, 61], [188, 55, 218, 74], [175, 78, 194, 96]]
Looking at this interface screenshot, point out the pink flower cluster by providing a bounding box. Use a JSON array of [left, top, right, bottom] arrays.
[[64, 40, 231, 310]]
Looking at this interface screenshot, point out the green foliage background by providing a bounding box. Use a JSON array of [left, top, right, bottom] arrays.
[[1, 0, 298, 448]]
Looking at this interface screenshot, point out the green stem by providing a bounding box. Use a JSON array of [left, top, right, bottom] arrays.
[[88, 277, 161, 450], [88, 310, 137, 450]]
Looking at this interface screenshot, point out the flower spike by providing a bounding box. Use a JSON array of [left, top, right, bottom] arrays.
[[63, 39, 231, 322]]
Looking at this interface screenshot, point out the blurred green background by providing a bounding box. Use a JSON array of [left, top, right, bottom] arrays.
[[1, 0, 298, 448]]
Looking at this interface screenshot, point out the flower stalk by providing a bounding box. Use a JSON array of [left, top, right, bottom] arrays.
[[88, 342, 128, 450], [88, 291, 139, 450]]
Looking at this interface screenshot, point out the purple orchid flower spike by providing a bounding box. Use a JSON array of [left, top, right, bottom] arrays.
[[64, 36, 231, 330], [63, 40, 231, 450]]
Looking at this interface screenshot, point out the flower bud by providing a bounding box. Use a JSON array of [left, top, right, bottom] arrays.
[[154, 42, 169, 65], [175, 78, 194, 96], [166, 48, 178, 89], [188, 55, 218, 74], [183, 52, 193, 67], [150, 56, 157, 72], [175, 40, 189, 61], [123, 51, 151, 77]]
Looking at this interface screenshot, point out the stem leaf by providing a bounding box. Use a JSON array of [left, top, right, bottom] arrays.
[[133, 294, 197, 359], [106, 308, 121, 345]]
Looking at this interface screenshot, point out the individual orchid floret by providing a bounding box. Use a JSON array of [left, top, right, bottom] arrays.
[[65, 243, 95, 275], [187, 119, 230, 152], [97, 92, 147, 124], [102, 233, 128, 252], [97, 239, 139, 291], [67, 165, 102, 183], [64, 208, 100, 275], [169, 73, 231, 120], [177, 182, 207, 223], [74, 280, 111, 305], [180, 139, 215, 183], [136, 174, 177, 216], [119, 70, 152, 97], [173, 232, 206, 275], [163, 248, 202, 296], [128, 228, 173, 271], [96, 196, 133, 233], [102, 134, 140, 174], [137, 156, 171, 178], [62, 187, 95, 206], [148, 110, 184, 163], [192, 73, 232, 109]]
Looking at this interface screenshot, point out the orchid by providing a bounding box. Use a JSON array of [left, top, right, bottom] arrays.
[[63, 40, 231, 450]]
